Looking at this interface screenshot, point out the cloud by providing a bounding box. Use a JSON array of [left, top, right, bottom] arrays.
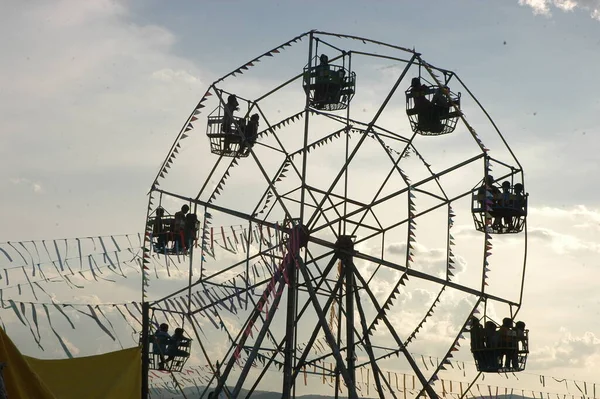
[[532, 328, 600, 369], [10, 177, 44, 194], [518, 0, 600, 20], [528, 227, 600, 254]]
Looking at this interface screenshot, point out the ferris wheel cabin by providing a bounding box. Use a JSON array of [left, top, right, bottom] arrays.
[[142, 326, 193, 373], [470, 318, 529, 373], [303, 54, 356, 111], [147, 205, 199, 255], [206, 94, 257, 158], [471, 177, 528, 234], [405, 77, 462, 136]]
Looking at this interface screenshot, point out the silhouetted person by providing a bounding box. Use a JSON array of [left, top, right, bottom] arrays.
[[432, 86, 451, 122], [410, 77, 442, 133], [173, 205, 189, 251], [184, 213, 199, 250], [314, 54, 331, 109], [497, 181, 514, 231], [153, 323, 170, 370], [498, 318, 517, 369], [222, 94, 240, 153], [166, 327, 190, 362], [222, 95, 239, 134], [152, 207, 167, 252], [513, 321, 527, 369], [483, 321, 500, 371], [469, 317, 486, 368], [243, 113, 260, 152], [513, 183, 526, 216]]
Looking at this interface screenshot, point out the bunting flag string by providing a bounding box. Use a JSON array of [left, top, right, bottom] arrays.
[[1, 253, 141, 296], [314, 30, 415, 54], [405, 287, 446, 346], [406, 186, 416, 268], [482, 159, 493, 289], [208, 157, 239, 202], [150, 82, 214, 192], [447, 203, 456, 282], [213, 31, 309, 85], [2, 299, 147, 358], [258, 110, 305, 142], [288, 127, 347, 160], [0, 235, 138, 271], [144, 363, 600, 399]]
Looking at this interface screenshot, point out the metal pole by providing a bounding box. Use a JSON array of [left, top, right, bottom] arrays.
[[141, 302, 150, 399], [282, 244, 297, 398], [299, 31, 314, 222], [337, 236, 355, 388]]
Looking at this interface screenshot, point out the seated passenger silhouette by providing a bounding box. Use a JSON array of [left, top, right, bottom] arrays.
[[512, 183, 526, 216], [468, 317, 486, 367], [222, 95, 239, 134], [477, 176, 500, 205], [483, 321, 500, 371], [499, 318, 517, 369], [314, 54, 332, 109], [152, 207, 167, 252], [173, 205, 189, 252], [497, 181, 514, 231], [222, 95, 240, 153], [166, 327, 190, 363], [432, 86, 451, 122], [508, 320, 527, 370], [514, 320, 527, 356], [184, 213, 199, 251], [327, 67, 345, 104], [410, 77, 443, 133], [243, 113, 260, 152], [153, 323, 170, 370]]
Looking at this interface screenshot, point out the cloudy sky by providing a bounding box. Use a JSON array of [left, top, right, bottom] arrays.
[[2, 0, 600, 396]]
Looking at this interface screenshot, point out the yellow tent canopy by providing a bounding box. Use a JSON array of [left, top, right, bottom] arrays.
[[0, 327, 141, 399]]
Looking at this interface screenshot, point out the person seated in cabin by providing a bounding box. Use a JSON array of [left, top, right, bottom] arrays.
[[468, 317, 486, 367], [409, 77, 443, 133], [222, 95, 239, 134], [506, 320, 527, 370], [514, 321, 527, 353], [172, 205, 189, 252], [483, 321, 500, 371], [477, 176, 500, 207], [243, 113, 260, 151], [326, 67, 345, 104], [222, 95, 240, 152], [498, 318, 518, 369], [153, 323, 170, 370], [166, 327, 191, 363], [496, 181, 515, 231], [512, 183, 526, 216], [152, 207, 167, 252], [313, 54, 332, 109], [184, 213, 199, 251], [432, 86, 451, 120]]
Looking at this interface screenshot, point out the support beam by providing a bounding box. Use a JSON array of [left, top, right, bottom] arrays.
[[141, 302, 150, 399]]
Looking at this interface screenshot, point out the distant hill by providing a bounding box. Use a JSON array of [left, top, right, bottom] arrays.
[[152, 387, 536, 399], [151, 386, 337, 398]]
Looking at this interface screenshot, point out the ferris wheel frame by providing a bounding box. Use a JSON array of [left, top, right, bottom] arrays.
[[140, 30, 529, 399]]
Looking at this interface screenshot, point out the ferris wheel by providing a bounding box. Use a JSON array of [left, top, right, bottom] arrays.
[[141, 30, 530, 399]]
